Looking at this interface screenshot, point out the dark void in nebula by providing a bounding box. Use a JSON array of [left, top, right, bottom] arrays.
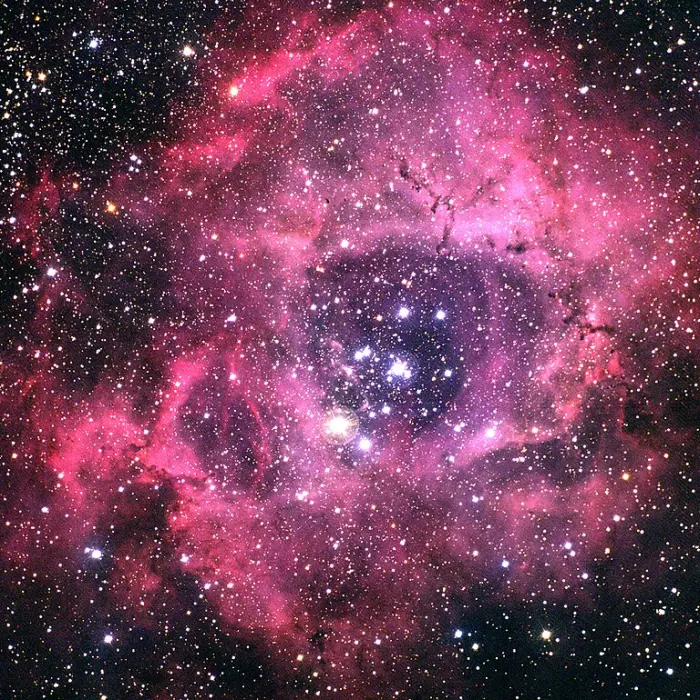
[[1, 1, 699, 698]]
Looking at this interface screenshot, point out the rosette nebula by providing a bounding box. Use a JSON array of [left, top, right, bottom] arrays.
[[1, 1, 699, 698]]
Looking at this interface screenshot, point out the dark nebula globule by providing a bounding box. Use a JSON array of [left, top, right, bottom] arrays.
[[1, 0, 699, 698]]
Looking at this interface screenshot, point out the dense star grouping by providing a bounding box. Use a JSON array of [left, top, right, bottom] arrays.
[[1, 0, 699, 698]]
